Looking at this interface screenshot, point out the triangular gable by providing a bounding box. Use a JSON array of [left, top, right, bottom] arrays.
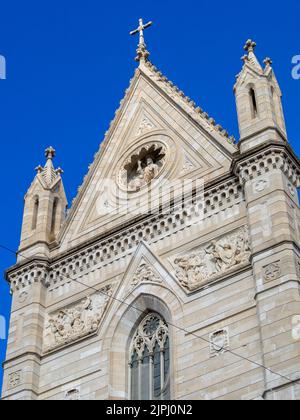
[[58, 61, 237, 252], [113, 241, 187, 303]]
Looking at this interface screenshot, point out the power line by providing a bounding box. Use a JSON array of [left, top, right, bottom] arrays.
[[1, 243, 300, 391]]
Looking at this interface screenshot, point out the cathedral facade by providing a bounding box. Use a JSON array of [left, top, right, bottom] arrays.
[[2, 28, 300, 400]]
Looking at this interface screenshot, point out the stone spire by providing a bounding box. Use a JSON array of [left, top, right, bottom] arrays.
[[130, 18, 153, 62], [36, 146, 63, 189], [242, 39, 263, 72], [19, 146, 68, 255], [235, 39, 287, 150]]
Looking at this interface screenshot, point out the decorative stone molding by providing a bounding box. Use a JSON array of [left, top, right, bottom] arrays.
[[43, 284, 114, 353], [234, 147, 300, 188], [8, 261, 50, 293], [8, 370, 22, 389], [131, 262, 162, 288], [210, 328, 229, 357], [173, 227, 251, 291], [263, 262, 281, 282]]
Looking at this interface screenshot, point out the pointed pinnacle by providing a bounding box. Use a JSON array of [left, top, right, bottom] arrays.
[[45, 146, 56, 160], [264, 57, 273, 67], [244, 39, 257, 53]]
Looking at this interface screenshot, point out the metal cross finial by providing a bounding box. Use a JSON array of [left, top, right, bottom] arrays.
[[130, 18, 153, 62]]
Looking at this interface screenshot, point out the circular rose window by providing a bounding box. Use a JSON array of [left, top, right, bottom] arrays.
[[118, 142, 167, 192]]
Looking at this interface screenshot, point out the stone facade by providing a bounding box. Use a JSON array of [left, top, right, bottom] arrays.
[[1, 36, 300, 400]]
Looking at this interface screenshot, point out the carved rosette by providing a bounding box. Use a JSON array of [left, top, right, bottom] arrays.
[[117, 142, 167, 192], [43, 285, 114, 353], [173, 227, 251, 292]]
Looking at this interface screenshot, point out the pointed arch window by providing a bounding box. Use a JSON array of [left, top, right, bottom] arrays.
[[129, 313, 170, 400], [32, 197, 39, 231], [50, 197, 59, 236], [249, 87, 258, 119]]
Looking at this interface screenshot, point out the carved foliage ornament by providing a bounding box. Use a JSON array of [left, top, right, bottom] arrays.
[[131, 262, 162, 288], [43, 285, 113, 352], [173, 227, 251, 291], [118, 142, 167, 192]]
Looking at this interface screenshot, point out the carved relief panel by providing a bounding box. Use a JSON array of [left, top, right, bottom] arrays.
[[172, 227, 251, 292], [43, 285, 114, 353]]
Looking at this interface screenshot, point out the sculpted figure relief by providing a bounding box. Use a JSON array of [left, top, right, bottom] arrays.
[[174, 227, 251, 291], [44, 286, 113, 352], [131, 262, 162, 288], [119, 143, 166, 191]]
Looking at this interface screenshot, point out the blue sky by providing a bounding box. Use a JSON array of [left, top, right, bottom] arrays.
[[0, 0, 300, 394]]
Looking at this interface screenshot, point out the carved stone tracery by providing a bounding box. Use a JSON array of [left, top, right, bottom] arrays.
[[130, 313, 168, 358]]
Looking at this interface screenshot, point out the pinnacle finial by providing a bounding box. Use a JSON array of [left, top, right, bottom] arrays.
[[244, 39, 257, 53], [45, 146, 56, 160], [264, 57, 273, 67], [130, 18, 153, 62]]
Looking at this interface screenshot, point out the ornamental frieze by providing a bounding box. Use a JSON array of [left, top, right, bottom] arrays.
[[43, 284, 114, 352], [172, 227, 251, 291]]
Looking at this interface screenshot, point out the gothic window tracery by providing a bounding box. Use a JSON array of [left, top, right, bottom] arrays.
[[129, 313, 170, 400]]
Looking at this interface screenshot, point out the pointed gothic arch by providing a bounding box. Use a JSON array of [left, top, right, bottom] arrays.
[[249, 85, 258, 119], [50, 197, 59, 237], [103, 285, 184, 401], [129, 312, 170, 400], [31, 196, 39, 231]]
